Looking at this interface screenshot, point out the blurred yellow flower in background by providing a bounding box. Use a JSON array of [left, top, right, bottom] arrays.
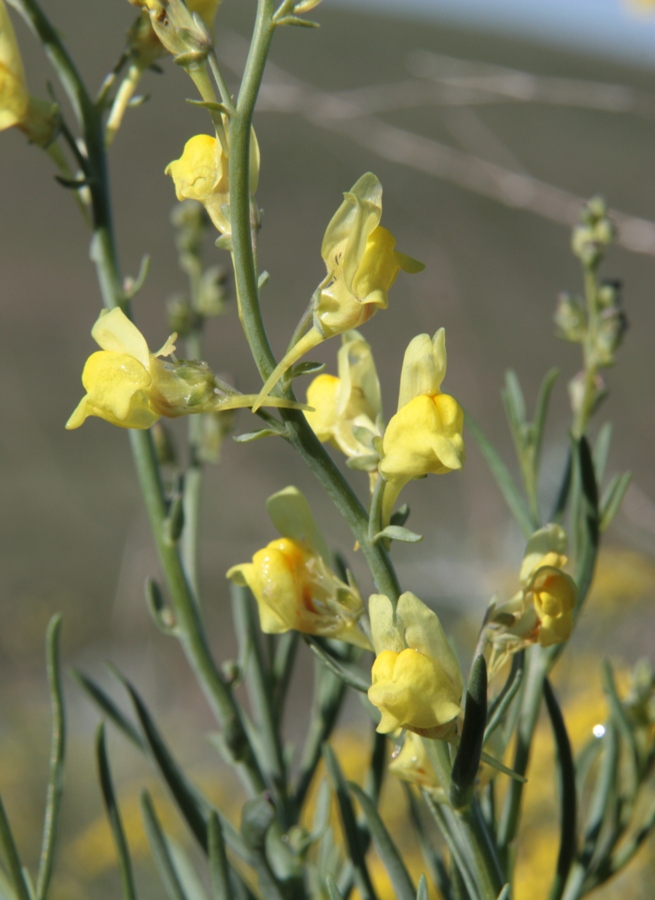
[[485, 524, 577, 675], [368, 591, 463, 738], [379, 328, 465, 524], [227, 487, 371, 648]]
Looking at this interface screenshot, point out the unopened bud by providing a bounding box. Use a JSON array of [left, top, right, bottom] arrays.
[[597, 279, 622, 310], [197, 266, 230, 316], [554, 292, 586, 342], [167, 296, 202, 337], [568, 370, 607, 420], [595, 307, 628, 366]]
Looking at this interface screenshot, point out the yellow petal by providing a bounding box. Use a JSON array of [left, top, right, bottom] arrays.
[[266, 486, 330, 564], [519, 524, 568, 583], [380, 393, 465, 481], [77, 350, 159, 429], [0, 0, 29, 131], [351, 226, 399, 305], [369, 593, 405, 655], [165, 134, 224, 203], [91, 308, 150, 369], [398, 591, 463, 700], [305, 374, 340, 442], [321, 173, 382, 282], [397, 328, 447, 411]]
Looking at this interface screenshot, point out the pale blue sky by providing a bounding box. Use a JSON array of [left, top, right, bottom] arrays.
[[332, 0, 655, 65]]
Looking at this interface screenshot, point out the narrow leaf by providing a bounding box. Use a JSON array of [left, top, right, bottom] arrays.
[[543, 679, 577, 900], [373, 525, 423, 544], [208, 813, 233, 900], [451, 656, 488, 810], [141, 791, 188, 900], [485, 655, 524, 743], [72, 669, 144, 749], [326, 876, 345, 900], [602, 662, 639, 799], [465, 413, 533, 538], [532, 368, 559, 467], [421, 792, 480, 900], [348, 782, 415, 900], [592, 423, 613, 483], [600, 471, 631, 533], [416, 875, 428, 900], [573, 437, 600, 611], [0, 796, 31, 900], [323, 745, 378, 900], [502, 370, 526, 428], [36, 615, 66, 900], [95, 723, 138, 900], [233, 429, 282, 443], [305, 637, 371, 693]]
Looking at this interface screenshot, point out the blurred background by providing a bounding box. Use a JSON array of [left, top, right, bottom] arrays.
[[0, 0, 654, 896]]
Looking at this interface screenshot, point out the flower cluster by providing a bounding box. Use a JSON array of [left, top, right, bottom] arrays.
[[484, 524, 578, 677], [227, 487, 371, 649], [367, 591, 463, 740]]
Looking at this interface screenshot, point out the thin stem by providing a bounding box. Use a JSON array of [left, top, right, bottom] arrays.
[[572, 267, 599, 440], [228, 0, 401, 602]]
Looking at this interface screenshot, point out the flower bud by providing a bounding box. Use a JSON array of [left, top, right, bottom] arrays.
[[554, 292, 586, 343]]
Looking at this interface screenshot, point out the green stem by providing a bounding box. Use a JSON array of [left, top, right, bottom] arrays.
[[572, 267, 599, 440], [228, 0, 401, 602]]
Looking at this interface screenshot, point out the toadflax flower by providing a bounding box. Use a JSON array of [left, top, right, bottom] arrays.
[[378, 328, 465, 525], [305, 330, 383, 481], [0, 0, 57, 146], [165, 131, 259, 236], [485, 524, 578, 677], [66, 308, 302, 430], [368, 591, 463, 740], [227, 487, 371, 649], [251, 173, 423, 411]]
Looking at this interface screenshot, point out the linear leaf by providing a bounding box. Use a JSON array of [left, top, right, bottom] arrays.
[[544, 679, 577, 900], [323, 745, 378, 900], [72, 669, 144, 750], [485, 655, 524, 743], [465, 413, 533, 538], [348, 782, 415, 900], [95, 723, 137, 900], [600, 471, 631, 533], [208, 813, 232, 900], [573, 437, 600, 611], [141, 791, 188, 900], [326, 876, 345, 900], [592, 423, 613, 484], [36, 615, 65, 900], [451, 656, 487, 810], [532, 368, 559, 467], [0, 796, 31, 900], [422, 792, 480, 900], [305, 637, 371, 692], [416, 874, 428, 900]]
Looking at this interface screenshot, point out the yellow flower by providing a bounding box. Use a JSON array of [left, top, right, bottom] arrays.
[[0, 0, 56, 145], [388, 731, 443, 795], [305, 330, 383, 474], [528, 564, 576, 648], [165, 131, 259, 235], [367, 592, 463, 739], [485, 525, 578, 675], [67, 308, 300, 430], [251, 173, 422, 411], [227, 487, 370, 649], [378, 329, 465, 524]]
